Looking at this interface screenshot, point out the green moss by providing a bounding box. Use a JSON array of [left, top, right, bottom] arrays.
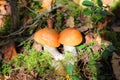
[[0, 42, 53, 77]]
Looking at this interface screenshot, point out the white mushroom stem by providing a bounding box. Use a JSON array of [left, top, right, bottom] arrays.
[[63, 45, 77, 57], [43, 45, 64, 61]]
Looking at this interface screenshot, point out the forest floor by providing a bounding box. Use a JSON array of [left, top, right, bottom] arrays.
[[0, 0, 120, 80]]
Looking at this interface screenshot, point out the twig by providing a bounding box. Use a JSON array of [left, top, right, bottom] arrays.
[[0, 3, 63, 39], [25, 6, 37, 15]]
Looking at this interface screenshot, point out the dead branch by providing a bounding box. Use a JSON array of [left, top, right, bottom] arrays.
[[0, 3, 62, 46]]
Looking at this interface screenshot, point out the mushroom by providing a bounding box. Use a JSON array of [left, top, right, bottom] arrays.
[[59, 28, 83, 57], [33, 27, 64, 60]]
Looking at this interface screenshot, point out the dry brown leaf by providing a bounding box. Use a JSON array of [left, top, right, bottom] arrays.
[[100, 31, 109, 39], [91, 45, 101, 52], [102, 0, 114, 6], [95, 35, 102, 45], [73, 0, 79, 4], [97, 21, 108, 30], [66, 16, 74, 28], [30, 71, 38, 78], [16, 69, 34, 80], [47, 18, 53, 28], [21, 16, 33, 24], [80, 53, 89, 64], [111, 52, 120, 80], [0, 75, 4, 80], [78, 23, 93, 32], [32, 42, 42, 51], [102, 40, 112, 47], [85, 33, 94, 44], [111, 25, 120, 32], [5, 2, 11, 15], [41, 0, 54, 11], [1, 41, 17, 62], [79, 14, 89, 23], [97, 17, 111, 30]]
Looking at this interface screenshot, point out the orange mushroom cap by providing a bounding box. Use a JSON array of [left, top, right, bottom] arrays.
[[34, 28, 60, 48], [59, 28, 82, 46]]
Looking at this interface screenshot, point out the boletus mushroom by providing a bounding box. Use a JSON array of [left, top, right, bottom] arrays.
[[59, 27, 83, 57], [34, 27, 64, 60]]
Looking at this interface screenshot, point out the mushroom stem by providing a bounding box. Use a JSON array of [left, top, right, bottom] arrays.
[[63, 45, 77, 57], [44, 45, 64, 61]]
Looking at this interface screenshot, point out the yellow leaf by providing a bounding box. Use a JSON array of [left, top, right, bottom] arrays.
[[66, 16, 74, 28], [73, 0, 79, 4], [41, 0, 54, 11], [65, 74, 71, 80], [0, 1, 7, 5], [102, 0, 114, 6], [73, 0, 85, 8]]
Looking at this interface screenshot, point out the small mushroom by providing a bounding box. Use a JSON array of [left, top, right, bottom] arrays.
[[59, 28, 83, 57], [33, 27, 64, 60]]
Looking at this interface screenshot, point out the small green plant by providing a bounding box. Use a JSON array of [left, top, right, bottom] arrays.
[[65, 63, 82, 80], [0, 42, 54, 78], [76, 42, 115, 80], [82, 0, 110, 23], [30, 1, 42, 11], [56, 0, 82, 17], [0, 61, 12, 75]]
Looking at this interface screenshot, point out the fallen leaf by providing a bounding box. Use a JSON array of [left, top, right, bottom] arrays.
[[102, 0, 114, 6], [47, 18, 53, 28], [78, 23, 93, 32], [91, 45, 101, 52], [0, 75, 4, 80], [4, 75, 10, 80], [95, 35, 102, 45], [32, 42, 42, 51], [16, 69, 35, 80], [80, 53, 89, 64], [111, 52, 120, 80], [30, 71, 38, 78], [100, 31, 109, 39], [41, 0, 54, 11], [97, 17, 111, 30], [1, 40, 18, 62], [85, 33, 94, 44], [73, 0, 79, 4], [97, 20, 108, 30], [111, 25, 120, 32], [102, 40, 112, 47], [5, 2, 11, 15], [21, 16, 33, 24], [79, 14, 89, 23], [66, 16, 74, 28]]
